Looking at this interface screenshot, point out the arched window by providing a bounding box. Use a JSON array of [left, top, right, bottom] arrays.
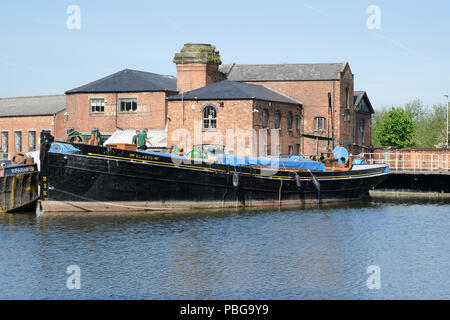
[[202, 104, 217, 130], [275, 111, 281, 129], [262, 109, 269, 128], [287, 112, 293, 130], [314, 117, 326, 131]]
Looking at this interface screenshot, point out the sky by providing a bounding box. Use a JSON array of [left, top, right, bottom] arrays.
[[0, 0, 449, 110]]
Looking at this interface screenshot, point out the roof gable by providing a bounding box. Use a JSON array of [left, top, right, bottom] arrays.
[[0, 95, 66, 117], [66, 69, 177, 94], [167, 80, 301, 105], [354, 91, 374, 114], [220, 63, 346, 81]]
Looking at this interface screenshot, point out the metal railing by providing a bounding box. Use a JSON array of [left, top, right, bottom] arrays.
[[360, 152, 450, 172]]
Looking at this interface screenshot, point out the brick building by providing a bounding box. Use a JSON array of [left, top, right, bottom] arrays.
[[0, 95, 66, 159], [167, 80, 303, 156], [220, 62, 365, 154], [353, 91, 374, 153], [168, 43, 374, 155], [62, 69, 178, 142], [0, 43, 374, 157]]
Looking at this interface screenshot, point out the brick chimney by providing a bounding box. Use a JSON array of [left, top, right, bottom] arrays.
[[173, 43, 222, 93]]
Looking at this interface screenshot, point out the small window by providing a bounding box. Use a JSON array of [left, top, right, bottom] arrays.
[[345, 88, 349, 108], [14, 131, 22, 153], [202, 105, 217, 130], [28, 131, 36, 152], [90, 99, 105, 113], [288, 145, 293, 155], [295, 115, 300, 130], [1, 132, 8, 153], [262, 109, 269, 128], [344, 109, 351, 122], [275, 111, 281, 129], [287, 112, 293, 130], [314, 117, 326, 131], [360, 119, 365, 144], [295, 144, 300, 155], [120, 98, 137, 112]]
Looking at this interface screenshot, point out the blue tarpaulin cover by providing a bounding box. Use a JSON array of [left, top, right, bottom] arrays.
[[138, 150, 326, 171], [213, 154, 326, 171]]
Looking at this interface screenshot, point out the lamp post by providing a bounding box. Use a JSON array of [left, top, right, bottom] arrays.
[[445, 94, 449, 149]]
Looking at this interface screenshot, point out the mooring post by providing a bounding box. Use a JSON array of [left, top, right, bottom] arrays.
[[39, 130, 53, 201]]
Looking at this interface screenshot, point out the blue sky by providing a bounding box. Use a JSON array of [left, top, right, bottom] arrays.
[[0, 0, 449, 110]]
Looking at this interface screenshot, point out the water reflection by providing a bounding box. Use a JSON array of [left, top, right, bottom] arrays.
[[0, 200, 449, 299]]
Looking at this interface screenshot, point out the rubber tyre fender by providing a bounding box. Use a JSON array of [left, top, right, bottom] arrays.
[[232, 172, 239, 188], [294, 172, 301, 188]]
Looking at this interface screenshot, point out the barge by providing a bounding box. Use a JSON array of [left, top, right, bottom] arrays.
[[0, 160, 39, 213], [38, 131, 389, 213]]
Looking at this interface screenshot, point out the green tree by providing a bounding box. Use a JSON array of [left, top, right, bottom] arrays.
[[371, 106, 389, 146], [404, 99, 424, 121], [375, 107, 415, 148], [372, 99, 447, 149], [414, 103, 447, 148]]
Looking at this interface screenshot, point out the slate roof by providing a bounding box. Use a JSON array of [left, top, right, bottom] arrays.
[[0, 95, 66, 117], [220, 63, 347, 81], [353, 91, 365, 106], [167, 80, 302, 105], [66, 69, 177, 94], [353, 91, 374, 113]]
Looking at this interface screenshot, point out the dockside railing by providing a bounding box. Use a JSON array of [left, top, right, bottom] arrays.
[[360, 152, 450, 172]]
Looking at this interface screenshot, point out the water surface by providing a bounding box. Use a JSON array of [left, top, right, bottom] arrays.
[[0, 200, 448, 299]]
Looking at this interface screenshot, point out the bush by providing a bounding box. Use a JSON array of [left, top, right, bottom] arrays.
[[374, 107, 415, 148], [372, 99, 448, 149]]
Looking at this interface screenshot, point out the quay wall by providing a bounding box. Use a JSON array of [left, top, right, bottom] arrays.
[[374, 172, 450, 193]]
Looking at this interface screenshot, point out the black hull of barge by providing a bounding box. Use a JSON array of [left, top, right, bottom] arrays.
[[39, 138, 389, 208]]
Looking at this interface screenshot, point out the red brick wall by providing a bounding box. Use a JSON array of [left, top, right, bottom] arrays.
[[0, 115, 56, 155], [167, 99, 302, 157], [337, 64, 355, 146], [252, 100, 303, 155], [354, 112, 372, 153], [168, 99, 253, 156], [244, 80, 338, 155], [64, 91, 174, 136], [243, 64, 368, 155], [54, 111, 67, 139], [176, 63, 219, 93], [245, 81, 336, 128], [371, 148, 450, 170]]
